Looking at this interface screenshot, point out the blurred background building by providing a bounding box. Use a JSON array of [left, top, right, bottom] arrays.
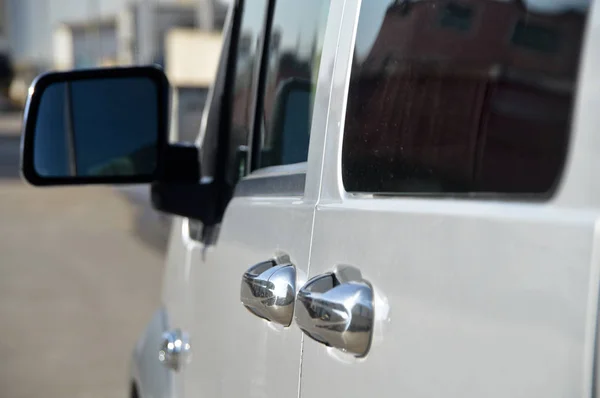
[[1, 0, 226, 141], [0, 2, 228, 397]]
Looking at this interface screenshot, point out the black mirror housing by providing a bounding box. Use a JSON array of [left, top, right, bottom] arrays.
[[149, 143, 221, 225], [18, 65, 220, 226], [20, 65, 170, 186]]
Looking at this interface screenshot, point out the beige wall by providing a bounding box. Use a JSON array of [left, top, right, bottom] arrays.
[[52, 25, 73, 70], [165, 29, 222, 87]]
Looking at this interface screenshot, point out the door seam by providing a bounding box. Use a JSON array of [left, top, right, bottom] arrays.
[[297, 1, 349, 397]]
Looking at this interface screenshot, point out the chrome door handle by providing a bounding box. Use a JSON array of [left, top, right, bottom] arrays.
[[240, 259, 296, 326], [158, 329, 191, 371], [295, 267, 374, 357]]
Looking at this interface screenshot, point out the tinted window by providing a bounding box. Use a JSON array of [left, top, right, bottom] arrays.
[[439, 3, 474, 32], [227, 0, 268, 186], [343, 0, 589, 195], [177, 87, 209, 143], [256, 0, 330, 169], [511, 20, 561, 54]]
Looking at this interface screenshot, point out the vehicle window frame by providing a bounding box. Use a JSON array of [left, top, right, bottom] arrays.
[[215, 0, 318, 200], [220, 0, 271, 189], [200, 0, 307, 213], [247, 0, 330, 176], [248, 0, 276, 173]]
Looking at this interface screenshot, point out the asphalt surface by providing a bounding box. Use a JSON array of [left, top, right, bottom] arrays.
[[0, 113, 168, 398]]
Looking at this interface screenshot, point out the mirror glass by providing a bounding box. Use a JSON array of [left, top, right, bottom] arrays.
[[33, 76, 159, 178]]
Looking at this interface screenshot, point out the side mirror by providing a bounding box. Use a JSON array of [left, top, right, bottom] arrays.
[[20, 66, 170, 185], [19, 65, 220, 227]]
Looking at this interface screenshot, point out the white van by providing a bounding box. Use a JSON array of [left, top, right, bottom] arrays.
[[19, 0, 599, 397]]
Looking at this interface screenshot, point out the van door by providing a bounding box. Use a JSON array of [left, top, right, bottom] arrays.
[[299, 0, 599, 397], [180, 1, 332, 397]]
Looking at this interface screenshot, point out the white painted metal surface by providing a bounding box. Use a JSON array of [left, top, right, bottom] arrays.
[[142, 1, 600, 397], [163, 2, 343, 396], [181, 195, 312, 398], [165, 30, 222, 88], [300, 1, 600, 398]]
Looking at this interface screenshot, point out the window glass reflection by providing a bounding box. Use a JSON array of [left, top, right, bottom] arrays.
[[227, 0, 268, 185], [343, 0, 589, 194], [258, 0, 330, 169], [34, 83, 70, 176], [70, 77, 157, 175], [33, 76, 158, 177]]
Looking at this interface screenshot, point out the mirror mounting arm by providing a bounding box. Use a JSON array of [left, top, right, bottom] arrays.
[[151, 180, 220, 226], [151, 143, 221, 226], [157, 143, 200, 183]]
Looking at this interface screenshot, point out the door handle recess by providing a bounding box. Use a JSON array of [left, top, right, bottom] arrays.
[[240, 260, 296, 326], [295, 267, 374, 357]]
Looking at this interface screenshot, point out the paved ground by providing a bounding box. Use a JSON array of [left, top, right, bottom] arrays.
[[0, 112, 168, 398]]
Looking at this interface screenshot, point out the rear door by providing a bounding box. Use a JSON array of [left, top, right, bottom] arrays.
[[181, 1, 332, 397], [299, 0, 600, 397]]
